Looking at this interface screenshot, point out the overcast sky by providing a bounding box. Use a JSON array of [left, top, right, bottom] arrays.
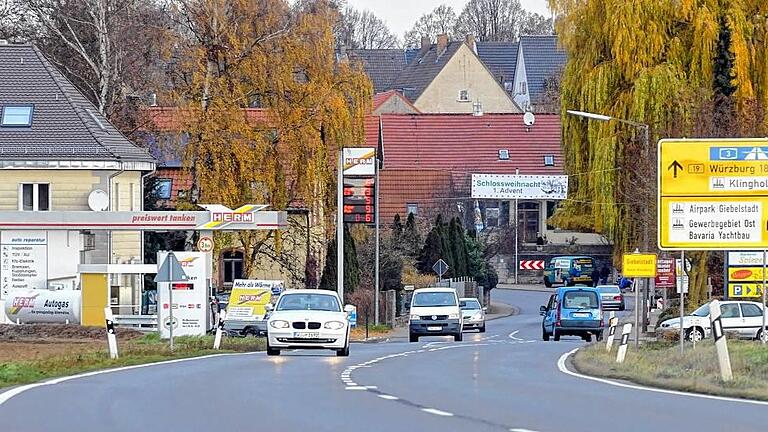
[[345, 0, 552, 38]]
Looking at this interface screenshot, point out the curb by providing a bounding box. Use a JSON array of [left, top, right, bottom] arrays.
[[496, 285, 553, 293]]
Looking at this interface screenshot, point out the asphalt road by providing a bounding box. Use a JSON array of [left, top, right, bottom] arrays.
[[1, 289, 767, 432]]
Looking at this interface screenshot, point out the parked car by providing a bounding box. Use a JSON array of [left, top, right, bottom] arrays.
[[543, 256, 597, 287], [541, 286, 604, 342], [596, 285, 625, 311], [408, 287, 463, 342], [459, 297, 486, 333], [265, 290, 353, 356], [658, 300, 768, 342]]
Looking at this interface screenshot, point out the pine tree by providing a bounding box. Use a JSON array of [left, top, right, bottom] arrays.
[[418, 227, 444, 274], [318, 226, 360, 292], [391, 214, 404, 237], [448, 217, 468, 277], [434, 215, 454, 276], [402, 212, 421, 258]]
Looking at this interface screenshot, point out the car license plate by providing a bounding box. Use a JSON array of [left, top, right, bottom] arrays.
[[427, 326, 442, 331], [294, 332, 319, 339], [572, 312, 590, 318]]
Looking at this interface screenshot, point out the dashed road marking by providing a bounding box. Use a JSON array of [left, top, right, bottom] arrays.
[[508, 330, 524, 341], [509, 428, 541, 432], [345, 386, 367, 390], [378, 394, 398, 400], [421, 408, 454, 417]]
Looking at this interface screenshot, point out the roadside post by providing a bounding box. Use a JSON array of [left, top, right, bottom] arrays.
[[622, 251, 657, 347], [677, 251, 688, 354], [616, 323, 632, 363], [605, 312, 618, 351], [104, 307, 119, 359], [213, 310, 226, 350], [709, 300, 733, 381]]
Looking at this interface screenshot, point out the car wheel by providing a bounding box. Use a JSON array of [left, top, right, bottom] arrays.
[[596, 331, 603, 341], [583, 333, 592, 342], [336, 344, 350, 357], [454, 332, 463, 342], [553, 329, 561, 341], [542, 327, 550, 341], [409, 333, 418, 343], [757, 329, 767, 343], [243, 327, 258, 337], [685, 327, 704, 342], [479, 324, 486, 333], [266, 343, 280, 356], [544, 277, 552, 288]]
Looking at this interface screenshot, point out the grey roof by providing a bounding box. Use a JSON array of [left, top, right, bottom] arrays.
[[344, 49, 407, 93], [475, 41, 519, 84], [519, 35, 567, 102], [0, 44, 155, 163], [387, 41, 464, 102]]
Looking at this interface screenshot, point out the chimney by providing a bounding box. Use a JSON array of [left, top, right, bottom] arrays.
[[465, 34, 476, 54], [437, 34, 448, 54], [419, 35, 431, 54]]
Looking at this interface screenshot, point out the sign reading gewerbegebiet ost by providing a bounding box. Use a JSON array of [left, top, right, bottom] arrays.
[[725, 251, 766, 298], [343, 147, 377, 224], [471, 174, 568, 200], [157, 251, 209, 337], [658, 138, 768, 250]]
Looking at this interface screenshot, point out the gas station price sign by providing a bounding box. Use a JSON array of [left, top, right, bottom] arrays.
[[343, 177, 375, 223]]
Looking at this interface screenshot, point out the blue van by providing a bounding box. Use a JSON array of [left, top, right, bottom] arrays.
[[540, 286, 604, 342]]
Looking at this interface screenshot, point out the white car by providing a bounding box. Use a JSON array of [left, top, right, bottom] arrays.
[[266, 290, 353, 356], [408, 287, 463, 342], [460, 297, 486, 332], [658, 300, 768, 342]]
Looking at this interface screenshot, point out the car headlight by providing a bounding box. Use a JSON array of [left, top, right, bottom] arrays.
[[473, 313, 483, 320], [269, 320, 289, 329], [410, 314, 420, 320], [449, 313, 460, 319], [324, 321, 346, 330]]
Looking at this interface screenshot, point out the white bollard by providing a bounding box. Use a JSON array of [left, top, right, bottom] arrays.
[[616, 323, 632, 363], [213, 310, 226, 350], [709, 300, 733, 381], [606, 314, 619, 351], [104, 307, 119, 359]]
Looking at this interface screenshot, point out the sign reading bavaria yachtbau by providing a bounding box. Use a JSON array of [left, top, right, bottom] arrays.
[[471, 174, 568, 200], [658, 138, 768, 250]]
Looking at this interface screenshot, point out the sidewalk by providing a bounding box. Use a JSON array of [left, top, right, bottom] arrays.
[[496, 283, 553, 293]]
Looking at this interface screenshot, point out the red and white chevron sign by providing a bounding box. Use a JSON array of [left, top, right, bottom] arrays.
[[519, 260, 545, 270]]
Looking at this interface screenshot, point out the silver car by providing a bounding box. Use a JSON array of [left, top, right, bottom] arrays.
[[460, 297, 486, 332], [597, 285, 625, 311]]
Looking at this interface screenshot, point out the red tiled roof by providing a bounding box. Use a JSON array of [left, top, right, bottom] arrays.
[[374, 113, 562, 176], [372, 90, 420, 113], [141, 106, 270, 131], [154, 167, 193, 206], [379, 169, 453, 223]]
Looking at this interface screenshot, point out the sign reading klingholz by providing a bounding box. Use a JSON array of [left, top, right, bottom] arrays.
[[471, 174, 568, 200], [658, 138, 768, 250], [342, 147, 377, 224]]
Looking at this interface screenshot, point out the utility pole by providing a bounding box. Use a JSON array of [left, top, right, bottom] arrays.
[[374, 155, 380, 325], [514, 167, 519, 284], [337, 150, 344, 303]]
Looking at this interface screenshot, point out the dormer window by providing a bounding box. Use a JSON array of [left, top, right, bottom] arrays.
[[1, 105, 33, 127], [498, 149, 510, 160], [544, 155, 555, 166]]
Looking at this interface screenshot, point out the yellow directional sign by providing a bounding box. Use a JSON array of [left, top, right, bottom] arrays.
[[658, 138, 768, 250], [622, 253, 657, 277], [727, 283, 764, 298]]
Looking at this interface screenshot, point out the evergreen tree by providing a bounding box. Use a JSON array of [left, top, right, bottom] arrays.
[[448, 217, 468, 277], [318, 226, 361, 292], [434, 215, 455, 276], [713, 15, 737, 99], [418, 227, 444, 274], [402, 212, 421, 258], [390, 214, 404, 238]]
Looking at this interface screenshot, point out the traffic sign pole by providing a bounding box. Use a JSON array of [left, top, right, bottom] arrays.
[[680, 250, 685, 354], [337, 150, 344, 303], [763, 250, 767, 345]]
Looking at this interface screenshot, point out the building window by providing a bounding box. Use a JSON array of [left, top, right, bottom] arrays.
[[485, 207, 499, 227], [458, 89, 470, 102], [544, 155, 555, 166], [498, 149, 510, 160], [19, 183, 50, 211], [222, 250, 244, 284], [1, 105, 33, 127], [519, 82, 527, 95], [504, 81, 513, 91], [406, 203, 418, 215], [155, 179, 172, 200]]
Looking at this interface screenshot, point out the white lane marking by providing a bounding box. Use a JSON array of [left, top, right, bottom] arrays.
[[421, 408, 454, 417], [378, 394, 399, 400], [365, 386, 378, 389], [508, 330, 524, 341], [557, 348, 768, 407], [345, 386, 368, 390], [0, 351, 260, 406], [509, 428, 541, 432]]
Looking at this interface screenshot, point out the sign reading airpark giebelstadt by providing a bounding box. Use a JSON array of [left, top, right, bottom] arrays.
[[658, 138, 768, 250]]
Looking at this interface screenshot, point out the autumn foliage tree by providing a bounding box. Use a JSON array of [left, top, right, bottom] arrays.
[[168, 0, 372, 278]]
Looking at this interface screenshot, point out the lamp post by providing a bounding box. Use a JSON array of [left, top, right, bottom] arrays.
[[566, 110, 651, 348]]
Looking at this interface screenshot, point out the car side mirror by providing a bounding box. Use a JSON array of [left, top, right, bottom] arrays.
[[482, 307, 487, 312], [344, 305, 355, 314], [539, 305, 547, 316], [264, 304, 273, 312]]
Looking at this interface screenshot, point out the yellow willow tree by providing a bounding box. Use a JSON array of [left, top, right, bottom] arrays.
[[549, 0, 768, 306], [169, 0, 372, 278]]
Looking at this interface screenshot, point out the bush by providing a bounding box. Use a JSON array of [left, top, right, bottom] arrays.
[[657, 300, 680, 324]]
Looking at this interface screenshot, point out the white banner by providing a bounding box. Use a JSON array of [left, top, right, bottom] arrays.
[[157, 251, 209, 338], [1, 231, 48, 291], [471, 174, 568, 199], [343, 147, 376, 176], [728, 251, 767, 266]]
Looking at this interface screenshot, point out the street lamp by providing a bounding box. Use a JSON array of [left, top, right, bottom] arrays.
[[566, 109, 651, 349]]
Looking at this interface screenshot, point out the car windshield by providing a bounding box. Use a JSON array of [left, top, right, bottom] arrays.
[[598, 286, 621, 294], [276, 294, 341, 312], [691, 303, 710, 317], [563, 291, 599, 309], [412, 292, 457, 307], [460, 299, 481, 309]]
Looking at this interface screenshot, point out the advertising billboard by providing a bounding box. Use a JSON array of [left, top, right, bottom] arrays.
[[226, 279, 283, 321], [471, 174, 568, 200]]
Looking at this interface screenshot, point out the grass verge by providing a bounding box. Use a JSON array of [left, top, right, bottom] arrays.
[[0, 333, 264, 389], [573, 339, 768, 401], [350, 324, 392, 340]]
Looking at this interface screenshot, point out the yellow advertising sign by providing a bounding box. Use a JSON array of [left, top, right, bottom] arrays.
[[622, 253, 658, 277], [658, 138, 768, 250], [726, 267, 768, 283], [727, 283, 765, 298], [226, 279, 282, 320]]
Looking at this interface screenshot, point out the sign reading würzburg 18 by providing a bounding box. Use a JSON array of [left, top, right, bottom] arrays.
[[471, 174, 568, 200], [658, 138, 768, 250]]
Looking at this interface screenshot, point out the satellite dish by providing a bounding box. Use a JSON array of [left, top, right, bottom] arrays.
[[88, 189, 109, 212], [523, 111, 536, 126]]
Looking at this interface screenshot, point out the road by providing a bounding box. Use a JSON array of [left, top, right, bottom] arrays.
[[1, 289, 767, 432]]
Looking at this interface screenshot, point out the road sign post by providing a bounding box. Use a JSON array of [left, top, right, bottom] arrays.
[[432, 259, 449, 283], [616, 323, 632, 363], [606, 313, 618, 352], [622, 252, 657, 347], [154, 252, 189, 351]]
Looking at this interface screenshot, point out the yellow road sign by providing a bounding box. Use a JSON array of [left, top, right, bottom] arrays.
[[727, 283, 765, 298], [726, 266, 768, 283], [622, 253, 657, 277]]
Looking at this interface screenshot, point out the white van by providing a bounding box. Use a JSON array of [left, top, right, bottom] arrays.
[[408, 287, 462, 342]]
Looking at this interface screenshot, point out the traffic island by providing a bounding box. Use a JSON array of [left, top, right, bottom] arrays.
[[572, 340, 768, 401], [0, 326, 264, 389]]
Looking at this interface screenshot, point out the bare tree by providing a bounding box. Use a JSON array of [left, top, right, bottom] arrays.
[[336, 6, 399, 49], [519, 11, 553, 36], [403, 4, 460, 48], [455, 0, 525, 42]]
